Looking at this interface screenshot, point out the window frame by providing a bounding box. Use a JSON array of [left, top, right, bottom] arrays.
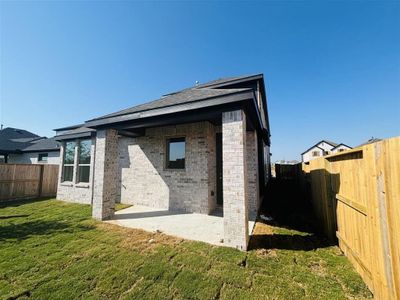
[[38, 153, 48, 162], [62, 141, 76, 182], [312, 150, 320, 157], [165, 137, 186, 170], [77, 139, 92, 183]]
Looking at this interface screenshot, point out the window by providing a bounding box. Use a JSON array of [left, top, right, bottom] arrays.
[[166, 137, 185, 169], [324, 151, 330, 155], [312, 151, 320, 157], [63, 141, 76, 181], [339, 149, 345, 152], [38, 153, 48, 162], [78, 139, 91, 183]]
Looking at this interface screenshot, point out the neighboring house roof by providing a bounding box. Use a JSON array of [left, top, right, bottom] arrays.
[[301, 140, 339, 155], [21, 137, 60, 152], [0, 127, 60, 154], [0, 127, 40, 153], [357, 137, 382, 147], [331, 143, 352, 151]]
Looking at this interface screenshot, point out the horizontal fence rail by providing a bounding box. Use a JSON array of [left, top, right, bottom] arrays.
[[0, 164, 59, 201], [295, 137, 400, 300]]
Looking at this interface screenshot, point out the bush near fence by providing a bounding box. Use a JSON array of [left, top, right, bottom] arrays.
[[0, 164, 59, 201], [297, 137, 400, 300]]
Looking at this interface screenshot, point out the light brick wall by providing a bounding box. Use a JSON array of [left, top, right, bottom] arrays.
[[92, 129, 118, 220], [247, 130, 260, 220], [222, 110, 249, 251], [117, 122, 217, 214]]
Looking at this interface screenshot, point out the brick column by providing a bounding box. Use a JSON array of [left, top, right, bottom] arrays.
[[247, 130, 259, 220], [92, 129, 118, 220], [222, 110, 249, 251]]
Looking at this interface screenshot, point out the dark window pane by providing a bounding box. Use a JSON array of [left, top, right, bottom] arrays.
[[38, 153, 48, 161], [63, 166, 73, 181], [64, 142, 76, 164], [78, 166, 90, 183], [167, 138, 185, 169], [79, 140, 91, 164]]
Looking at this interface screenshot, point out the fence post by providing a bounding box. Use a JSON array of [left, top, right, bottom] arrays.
[[38, 165, 44, 198], [11, 164, 16, 198], [373, 142, 396, 300]]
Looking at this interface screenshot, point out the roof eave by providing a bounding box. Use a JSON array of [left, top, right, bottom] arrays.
[[54, 131, 94, 141], [22, 148, 60, 153], [53, 123, 85, 132]]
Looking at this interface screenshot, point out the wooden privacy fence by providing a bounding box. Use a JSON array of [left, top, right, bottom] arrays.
[[298, 137, 400, 300], [0, 164, 59, 201]]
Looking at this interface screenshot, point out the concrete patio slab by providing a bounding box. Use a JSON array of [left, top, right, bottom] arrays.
[[106, 205, 256, 246]]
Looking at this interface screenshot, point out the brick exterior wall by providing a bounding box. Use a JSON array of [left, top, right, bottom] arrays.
[[222, 110, 249, 251], [92, 129, 118, 220], [246, 130, 260, 220], [117, 122, 217, 214], [56, 116, 263, 251]]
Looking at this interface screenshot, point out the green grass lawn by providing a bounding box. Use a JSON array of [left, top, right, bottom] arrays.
[[0, 198, 372, 300]]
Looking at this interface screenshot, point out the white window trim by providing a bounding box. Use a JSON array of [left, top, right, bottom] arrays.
[[77, 139, 92, 183], [61, 139, 92, 184]]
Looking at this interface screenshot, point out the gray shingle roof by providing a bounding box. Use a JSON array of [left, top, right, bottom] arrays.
[[323, 140, 339, 147], [0, 127, 60, 153], [21, 137, 60, 152], [0, 127, 40, 152], [89, 87, 251, 121]]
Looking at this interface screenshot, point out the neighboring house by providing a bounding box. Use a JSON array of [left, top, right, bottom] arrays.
[[0, 127, 60, 164], [55, 74, 271, 250], [301, 140, 352, 162], [331, 143, 352, 154]]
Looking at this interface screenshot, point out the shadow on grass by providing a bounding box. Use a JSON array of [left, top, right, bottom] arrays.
[[0, 220, 95, 242], [0, 197, 54, 209], [0, 214, 30, 220], [249, 233, 334, 251], [249, 178, 335, 251]]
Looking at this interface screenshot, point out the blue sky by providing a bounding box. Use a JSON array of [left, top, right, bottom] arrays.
[[1, 1, 399, 161]]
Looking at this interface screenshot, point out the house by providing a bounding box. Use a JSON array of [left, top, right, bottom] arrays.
[[301, 140, 352, 162], [0, 127, 60, 164], [54, 74, 271, 250]]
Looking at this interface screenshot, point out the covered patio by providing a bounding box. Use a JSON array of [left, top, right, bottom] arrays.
[[106, 205, 256, 246]]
